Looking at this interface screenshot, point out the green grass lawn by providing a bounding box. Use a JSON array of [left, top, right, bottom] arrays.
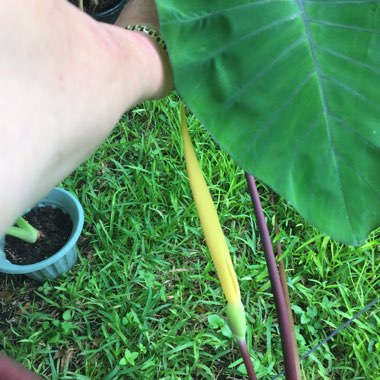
[[1, 95, 379, 379]]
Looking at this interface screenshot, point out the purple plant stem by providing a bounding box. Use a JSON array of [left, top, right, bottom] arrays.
[[245, 173, 300, 380], [237, 339, 257, 380], [271, 191, 301, 379]]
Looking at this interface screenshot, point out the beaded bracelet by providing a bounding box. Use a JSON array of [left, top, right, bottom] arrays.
[[125, 25, 167, 52]]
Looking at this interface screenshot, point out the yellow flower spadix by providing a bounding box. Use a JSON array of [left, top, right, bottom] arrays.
[[181, 104, 246, 340], [181, 105, 240, 304], [181, 104, 241, 306]]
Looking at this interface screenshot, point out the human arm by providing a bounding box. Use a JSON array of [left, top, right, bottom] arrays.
[[0, 0, 172, 236]]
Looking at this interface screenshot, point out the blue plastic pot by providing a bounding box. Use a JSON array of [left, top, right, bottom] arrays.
[[0, 188, 84, 281]]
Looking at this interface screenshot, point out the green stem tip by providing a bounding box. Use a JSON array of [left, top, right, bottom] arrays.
[[6, 217, 39, 244], [226, 302, 246, 341]]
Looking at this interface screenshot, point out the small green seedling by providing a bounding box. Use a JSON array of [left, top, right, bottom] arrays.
[[119, 349, 139, 366], [6, 217, 39, 244]]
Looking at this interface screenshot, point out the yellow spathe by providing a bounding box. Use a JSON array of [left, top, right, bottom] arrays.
[[181, 104, 241, 306]]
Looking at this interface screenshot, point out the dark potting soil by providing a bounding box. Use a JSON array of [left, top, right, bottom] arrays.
[[68, 0, 121, 14], [4, 207, 73, 265]]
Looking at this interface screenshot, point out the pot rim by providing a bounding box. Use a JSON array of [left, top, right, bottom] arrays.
[[0, 188, 84, 274]]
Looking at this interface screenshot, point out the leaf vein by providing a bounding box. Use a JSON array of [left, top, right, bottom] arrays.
[[328, 112, 380, 150], [321, 75, 380, 108], [222, 37, 306, 109], [334, 150, 380, 200], [253, 72, 314, 140], [305, 0, 379, 4], [296, 0, 355, 237], [161, 1, 288, 25], [309, 18, 380, 35], [198, 15, 300, 63], [317, 47, 380, 75], [288, 112, 324, 172]]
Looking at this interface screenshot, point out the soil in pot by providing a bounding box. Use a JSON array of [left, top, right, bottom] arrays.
[[4, 207, 73, 265], [68, 0, 121, 15]]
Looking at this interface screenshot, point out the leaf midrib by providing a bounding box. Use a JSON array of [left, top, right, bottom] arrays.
[[295, 0, 355, 238]]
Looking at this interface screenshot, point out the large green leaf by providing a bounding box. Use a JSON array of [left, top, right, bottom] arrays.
[[156, 0, 380, 245]]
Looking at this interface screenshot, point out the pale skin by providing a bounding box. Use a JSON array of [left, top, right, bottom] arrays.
[[0, 1, 171, 375], [0, 0, 172, 237]]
